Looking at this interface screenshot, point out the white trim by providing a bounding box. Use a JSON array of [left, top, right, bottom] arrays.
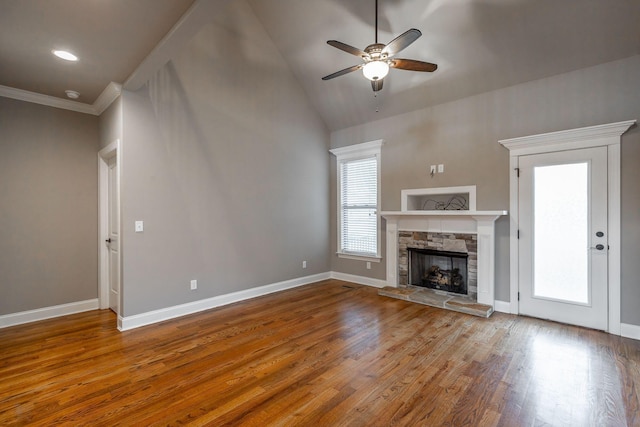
[[93, 82, 122, 115], [331, 139, 384, 260], [330, 271, 388, 288], [329, 139, 384, 157], [607, 142, 622, 335], [381, 210, 507, 219], [0, 84, 95, 114], [98, 140, 122, 312], [499, 119, 636, 333], [0, 299, 99, 329], [336, 253, 382, 262], [507, 155, 520, 314], [118, 272, 331, 331], [0, 82, 121, 115], [499, 120, 637, 155], [493, 300, 511, 314], [620, 323, 640, 341]]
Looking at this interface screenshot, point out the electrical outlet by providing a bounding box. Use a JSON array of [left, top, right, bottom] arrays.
[[302, 260, 307, 269], [135, 220, 144, 232], [366, 261, 371, 270], [430, 165, 436, 175], [438, 164, 444, 173], [190, 279, 197, 290]]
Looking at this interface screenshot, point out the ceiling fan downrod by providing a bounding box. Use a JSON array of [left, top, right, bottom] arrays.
[[375, 0, 378, 44]]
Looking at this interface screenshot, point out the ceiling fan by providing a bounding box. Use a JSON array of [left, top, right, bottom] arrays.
[[322, 0, 437, 92]]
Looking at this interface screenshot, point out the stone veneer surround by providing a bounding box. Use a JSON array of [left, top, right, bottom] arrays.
[[399, 232, 477, 299]]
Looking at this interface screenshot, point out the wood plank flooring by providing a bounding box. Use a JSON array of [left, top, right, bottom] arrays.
[[1, 279, 639, 426]]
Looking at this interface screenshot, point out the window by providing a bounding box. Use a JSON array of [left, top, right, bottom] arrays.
[[330, 140, 382, 260]]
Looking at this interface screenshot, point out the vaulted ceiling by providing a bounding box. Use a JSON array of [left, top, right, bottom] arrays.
[[1, 0, 639, 131]]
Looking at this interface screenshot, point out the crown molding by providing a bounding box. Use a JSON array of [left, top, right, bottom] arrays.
[[0, 82, 122, 116], [93, 82, 122, 115], [329, 139, 384, 157], [499, 120, 637, 156], [0, 84, 95, 114]]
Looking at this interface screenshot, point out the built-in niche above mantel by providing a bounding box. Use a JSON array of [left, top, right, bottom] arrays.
[[402, 185, 477, 211], [381, 186, 507, 308]]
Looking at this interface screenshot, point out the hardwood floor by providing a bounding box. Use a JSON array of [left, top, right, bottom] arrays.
[[1, 280, 639, 426]]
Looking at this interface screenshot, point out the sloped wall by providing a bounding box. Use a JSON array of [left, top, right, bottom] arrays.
[[119, 1, 330, 316]]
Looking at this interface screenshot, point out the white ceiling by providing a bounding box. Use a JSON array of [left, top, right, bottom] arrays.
[[0, 0, 194, 103], [1, 0, 639, 131]]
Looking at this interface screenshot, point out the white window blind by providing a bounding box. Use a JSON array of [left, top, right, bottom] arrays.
[[340, 156, 378, 255]]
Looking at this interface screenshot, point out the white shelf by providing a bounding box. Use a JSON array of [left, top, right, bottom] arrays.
[[382, 210, 507, 220]]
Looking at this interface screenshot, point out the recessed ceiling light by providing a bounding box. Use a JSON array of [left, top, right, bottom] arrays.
[[53, 50, 78, 61], [65, 90, 80, 99]]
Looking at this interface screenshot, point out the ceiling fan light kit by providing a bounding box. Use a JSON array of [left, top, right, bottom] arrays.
[[363, 60, 389, 81], [322, 0, 437, 92]]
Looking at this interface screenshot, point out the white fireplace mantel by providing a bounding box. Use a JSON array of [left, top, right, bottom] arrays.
[[381, 210, 507, 307]]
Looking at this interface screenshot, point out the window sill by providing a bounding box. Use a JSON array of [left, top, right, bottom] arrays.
[[336, 253, 382, 262]]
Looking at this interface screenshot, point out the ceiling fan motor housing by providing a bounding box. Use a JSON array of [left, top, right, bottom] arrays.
[[364, 43, 386, 60]]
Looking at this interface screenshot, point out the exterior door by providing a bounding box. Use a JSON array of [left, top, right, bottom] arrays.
[[107, 156, 120, 314], [518, 146, 608, 330]]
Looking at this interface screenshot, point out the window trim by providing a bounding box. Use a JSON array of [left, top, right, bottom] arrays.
[[330, 140, 383, 261]]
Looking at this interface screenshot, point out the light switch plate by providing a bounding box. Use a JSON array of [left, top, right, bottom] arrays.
[[135, 221, 144, 232], [438, 164, 444, 173]]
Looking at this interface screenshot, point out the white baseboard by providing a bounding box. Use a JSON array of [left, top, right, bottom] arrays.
[[329, 271, 388, 288], [620, 323, 640, 341], [493, 300, 511, 314], [0, 299, 100, 329], [118, 272, 331, 331]]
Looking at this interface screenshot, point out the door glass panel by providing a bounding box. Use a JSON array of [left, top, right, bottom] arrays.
[[533, 162, 589, 304]]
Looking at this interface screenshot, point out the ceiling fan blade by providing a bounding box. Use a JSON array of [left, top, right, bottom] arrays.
[[381, 29, 422, 57], [390, 58, 438, 72], [371, 79, 383, 92], [322, 64, 363, 80], [327, 40, 369, 59]]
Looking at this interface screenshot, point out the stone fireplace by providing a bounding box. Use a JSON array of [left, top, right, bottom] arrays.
[[380, 186, 507, 311]]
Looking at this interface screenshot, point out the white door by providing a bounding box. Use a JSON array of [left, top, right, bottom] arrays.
[[518, 146, 608, 330], [107, 156, 120, 314]]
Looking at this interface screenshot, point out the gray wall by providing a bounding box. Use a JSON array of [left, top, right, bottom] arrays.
[[98, 97, 122, 150], [118, 1, 330, 316], [330, 55, 640, 325], [0, 97, 99, 314]]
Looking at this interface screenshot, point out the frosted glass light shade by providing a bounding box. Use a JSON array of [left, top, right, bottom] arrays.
[[362, 61, 389, 81]]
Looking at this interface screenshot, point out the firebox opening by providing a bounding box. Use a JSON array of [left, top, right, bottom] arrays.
[[408, 248, 468, 295]]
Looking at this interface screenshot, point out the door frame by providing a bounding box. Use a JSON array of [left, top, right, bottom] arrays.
[[499, 120, 635, 334], [98, 139, 122, 312]]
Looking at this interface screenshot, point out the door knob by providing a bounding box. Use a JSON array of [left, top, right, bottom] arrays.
[[105, 238, 112, 243], [590, 244, 605, 250]]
